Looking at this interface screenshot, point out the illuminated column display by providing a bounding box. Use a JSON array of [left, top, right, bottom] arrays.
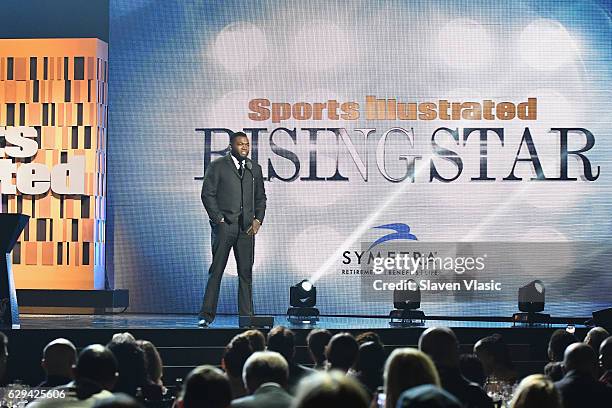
[[0, 39, 108, 289]]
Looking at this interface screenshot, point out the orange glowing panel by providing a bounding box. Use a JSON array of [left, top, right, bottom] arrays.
[[5, 80, 16, 103], [42, 242, 54, 265], [82, 219, 94, 242], [25, 242, 38, 265], [14, 57, 26, 80], [2, 38, 107, 290]]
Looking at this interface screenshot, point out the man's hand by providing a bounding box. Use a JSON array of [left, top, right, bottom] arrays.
[[246, 219, 261, 236]]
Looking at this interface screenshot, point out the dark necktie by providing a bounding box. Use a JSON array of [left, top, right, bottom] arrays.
[[238, 160, 244, 178]]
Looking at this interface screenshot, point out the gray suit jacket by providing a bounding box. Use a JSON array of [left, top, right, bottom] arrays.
[[231, 383, 293, 408], [201, 154, 266, 229]]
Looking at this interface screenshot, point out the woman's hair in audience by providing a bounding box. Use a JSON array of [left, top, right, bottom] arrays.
[[384, 348, 440, 408], [136, 340, 163, 385], [292, 370, 370, 408], [509, 374, 563, 408]]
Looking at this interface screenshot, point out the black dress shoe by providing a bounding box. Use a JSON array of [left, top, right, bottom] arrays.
[[198, 319, 210, 327]]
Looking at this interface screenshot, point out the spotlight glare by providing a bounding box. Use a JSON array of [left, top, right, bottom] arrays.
[[301, 280, 313, 292], [287, 279, 320, 324]]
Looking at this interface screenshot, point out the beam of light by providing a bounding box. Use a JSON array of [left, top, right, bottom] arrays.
[[462, 183, 530, 241], [309, 156, 430, 283]]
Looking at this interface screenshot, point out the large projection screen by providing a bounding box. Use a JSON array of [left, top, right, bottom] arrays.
[[108, 0, 612, 316]]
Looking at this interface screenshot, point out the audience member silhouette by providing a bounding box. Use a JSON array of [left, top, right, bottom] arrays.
[[396, 384, 462, 408], [325, 332, 359, 373], [243, 329, 266, 352], [355, 331, 382, 346], [509, 374, 562, 408], [419, 327, 494, 408], [178, 365, 232, 408], [92, 393, 144, 408], [584, 326, 609, 375], [135, 339, 166, 400], [231, 351, 293, 408], [222, 334, 254, 399], [459, 354, 486, 386], [384, 348, 440, 408], [266, 326, 314, 394], [0, 331, 7, 386], [292, 371, 370, 408], [106, 340, 148, 398], [554, 342, 612, 408], [29, 344, 118, 407], [599, 336, 612, 386], [352, 340, 385, 397], [306, 329, 331, 370], [474, 333, 518, 383], [544, 329, 578, 381], [38, 338, 77, 388]]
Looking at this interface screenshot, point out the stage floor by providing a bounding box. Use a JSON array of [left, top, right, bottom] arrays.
[[15, 313, 582, 330], [4, 313, 590, 386]]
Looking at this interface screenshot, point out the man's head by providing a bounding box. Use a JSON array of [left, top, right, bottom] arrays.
[[600, 336, 612, 371], [222, 334, 253, 379], [110, 332, 136, 344], [42, 338, 77, 380], [242, 351, 289, 393], [106, 341, 147, 397], [354, 341, 385, 374], [355, 331, 382, 346], [418, 327, 460, 369], [293, 371, 370, 408], [267, 326, 296, 364], [473, 333, 513, 374], [584, 327, 609, 356], [547, 329, 578, 362], [0, 332, 7, 382], [180, 365, 231, 408], [325, 332, 359, 372], [74, 344, 118, 391], [563, 342, 598, 378], [243, 330, 266, 352], [307, 329, 332, 366], [230, 132, 250, 161]]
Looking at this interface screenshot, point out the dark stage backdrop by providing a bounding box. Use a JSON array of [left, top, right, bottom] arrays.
[[107, 0, 612, 315]]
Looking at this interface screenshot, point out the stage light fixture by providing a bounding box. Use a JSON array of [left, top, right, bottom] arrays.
[[512, 280, 551, 325], [287, 279, 319, 324], [389, 279, 425, 326]]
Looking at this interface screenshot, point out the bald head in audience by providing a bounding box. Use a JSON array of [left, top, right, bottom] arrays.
[[598, 336, 612, 371], [563, 342, 598, 378], [41, 338, 77, 385]]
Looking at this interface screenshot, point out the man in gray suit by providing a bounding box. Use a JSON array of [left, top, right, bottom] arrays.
[[199, 132, 267, 327], [231, 351, 294, 408]]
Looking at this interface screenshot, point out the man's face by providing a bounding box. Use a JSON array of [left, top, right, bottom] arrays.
[[230, 136, 250, 159]]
